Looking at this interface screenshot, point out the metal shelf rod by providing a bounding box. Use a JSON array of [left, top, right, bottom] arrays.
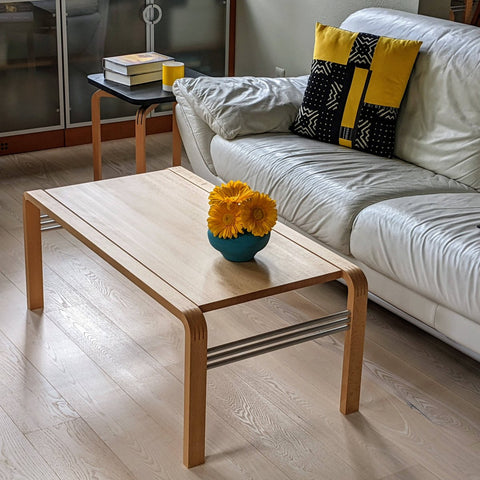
[[208, 310, 350, 355], [207, 324, 349, 369], [39, 215, 61, 231], [207, 318, 350, 364], [40, 224, 62, 231]]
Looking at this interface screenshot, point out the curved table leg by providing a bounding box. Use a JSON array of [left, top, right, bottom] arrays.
[[172, 102, 182, 167], [135, 103, 159, 174], [340, 266, 368, 414], [180, 307, 208, 468], [91, 90, 115, 181]]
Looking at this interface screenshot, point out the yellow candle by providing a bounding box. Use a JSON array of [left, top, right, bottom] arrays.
[[162, 61, 185, 91]]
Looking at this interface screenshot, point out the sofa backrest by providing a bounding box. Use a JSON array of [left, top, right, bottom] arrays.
[[341, 8, 480, 191]]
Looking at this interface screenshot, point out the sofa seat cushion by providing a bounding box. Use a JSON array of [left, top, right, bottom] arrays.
[[350, 193, 480, 322], [211, 133, 473, 254]]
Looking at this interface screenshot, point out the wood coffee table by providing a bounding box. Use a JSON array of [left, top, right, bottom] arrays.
[[23, 167, 367, 468]]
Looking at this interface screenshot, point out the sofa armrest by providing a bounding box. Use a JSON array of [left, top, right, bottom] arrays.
[[174, 101, 218, 181]]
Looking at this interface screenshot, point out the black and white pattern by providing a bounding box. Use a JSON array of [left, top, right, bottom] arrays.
[[326, 81, 342, 110], [348, 33, 379, 69], [354, 103, 398, 156], [292, 105, 319, 137], [354, 118, 371, 150], [290, 28, 414, 159], [291, 61, 348, 143], [339, 126, 353, 141], [375, 105, 398, 121], [311, 59, 333, 76]]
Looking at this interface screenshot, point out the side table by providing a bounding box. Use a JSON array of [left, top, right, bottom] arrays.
[[87, 69, 202, 180]]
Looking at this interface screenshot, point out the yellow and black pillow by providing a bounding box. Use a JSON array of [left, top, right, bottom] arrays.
[[290, 24, 422, 157]]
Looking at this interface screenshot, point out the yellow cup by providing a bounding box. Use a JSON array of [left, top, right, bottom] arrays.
[[162, 61, 185, 91]]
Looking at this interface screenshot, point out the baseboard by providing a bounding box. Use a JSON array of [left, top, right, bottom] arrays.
[[0, 129, 65, 156], [0, 115, 173, 155]]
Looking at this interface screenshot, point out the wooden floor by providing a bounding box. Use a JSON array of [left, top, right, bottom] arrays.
[[0, 134, 479, 480]]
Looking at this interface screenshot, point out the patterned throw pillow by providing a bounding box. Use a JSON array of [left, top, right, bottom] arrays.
[[290, 24, 422, 157]]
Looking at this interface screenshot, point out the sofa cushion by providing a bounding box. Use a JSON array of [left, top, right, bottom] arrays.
[[173, 76, 308, 140], [350, 193, 480, 322], [211, 133, 473, 254], [341, 8, 480, 191], [290, 23, 421, 158]]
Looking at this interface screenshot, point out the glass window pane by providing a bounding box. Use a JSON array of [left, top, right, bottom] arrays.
[[154, 0, 226, 76], [66, 0, 145, 124], [0, 0, 62, 133], [66, 0, 228, 125]]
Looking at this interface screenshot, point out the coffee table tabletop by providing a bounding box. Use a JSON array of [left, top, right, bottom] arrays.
[[23, 167, 367, 468], [39, 169, 342, 311]]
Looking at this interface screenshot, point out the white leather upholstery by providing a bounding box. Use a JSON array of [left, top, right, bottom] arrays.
[[352, 261, 438, 327], [173, 76, 308, 140], [174, 102, 218, 181], [435, 306, 480, 355], [212, 133, 473, 254], [353, 261, 480, 358], [341, 9, 480, 191], [350, 193, 480, 322]]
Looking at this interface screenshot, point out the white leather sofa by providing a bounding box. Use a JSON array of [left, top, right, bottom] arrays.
[[172, 8, 480, 360]]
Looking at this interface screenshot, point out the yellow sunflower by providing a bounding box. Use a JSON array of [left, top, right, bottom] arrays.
[[208, 180, 253, 206], [207, 202, 244, 239], [240, 192, 277, 237]]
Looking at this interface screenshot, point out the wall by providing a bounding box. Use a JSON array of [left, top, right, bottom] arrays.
[[235, 0, 425, 76]]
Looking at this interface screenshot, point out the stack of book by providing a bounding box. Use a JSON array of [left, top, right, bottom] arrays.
[[103, 52, 174, 86]]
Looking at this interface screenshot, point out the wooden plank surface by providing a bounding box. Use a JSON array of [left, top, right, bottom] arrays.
[[0, 404, 62, 480], [2, 135, 479, 479], [0, 329, 78, 434], [24, 188, 199, 320], [26, 418, 138, 480]]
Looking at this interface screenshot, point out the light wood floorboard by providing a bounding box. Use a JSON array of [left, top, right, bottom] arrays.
[[0, 134, 479, 479]]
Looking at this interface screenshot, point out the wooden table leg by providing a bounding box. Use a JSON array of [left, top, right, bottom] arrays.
[[465, 0, 473, 23], [181, 308, 208, 468], [172, 102, 182, 167], [91, 90, 115, 181], [340, 267, 368, 414], [23, 195, 44, 310], [135, 103, 158, 174]]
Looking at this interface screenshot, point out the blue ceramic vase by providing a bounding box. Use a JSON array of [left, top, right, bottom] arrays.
[[207, 230, 270, 262]]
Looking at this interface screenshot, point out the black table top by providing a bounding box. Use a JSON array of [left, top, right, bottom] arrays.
[[87, 68, 203, 106]]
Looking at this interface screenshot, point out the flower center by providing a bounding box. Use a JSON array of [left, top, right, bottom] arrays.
[[253, 208, 264, 221], [222, 213, 235, 225]]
